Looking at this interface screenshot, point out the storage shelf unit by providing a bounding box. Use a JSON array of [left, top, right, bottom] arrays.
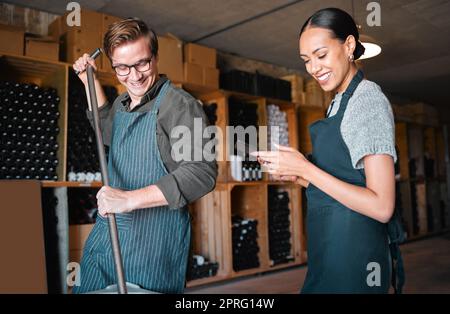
[[183, 87, 306, 285], [394, 117, 450, 240], [187, 181, 304, 287]]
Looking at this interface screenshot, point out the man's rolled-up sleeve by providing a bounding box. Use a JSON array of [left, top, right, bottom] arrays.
[[154, 98, 218, 209]]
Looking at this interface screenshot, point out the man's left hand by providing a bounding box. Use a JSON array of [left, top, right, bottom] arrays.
[[96, 186, 135, 217]]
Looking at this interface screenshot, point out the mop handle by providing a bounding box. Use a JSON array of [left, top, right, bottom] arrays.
[[86, 59, 128, 294], [74, 48, 102, 75]]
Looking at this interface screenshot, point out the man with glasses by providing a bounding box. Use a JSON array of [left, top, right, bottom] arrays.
[[72, 18, 217, 293]]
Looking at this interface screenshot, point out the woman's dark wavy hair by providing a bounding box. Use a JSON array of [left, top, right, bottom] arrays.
[[299, 7, 365, 60]]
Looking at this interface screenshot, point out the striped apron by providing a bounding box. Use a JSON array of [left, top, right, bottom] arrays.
[[73, 80, 191, 294]]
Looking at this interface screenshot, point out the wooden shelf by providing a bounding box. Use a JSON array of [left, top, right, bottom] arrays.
[[268, 260, 304, 271], [41, 181, 102, 188], [405, 228, 450, 243], [186, 274, 229, 288], [231, 267, 264, 278], [176, 82, 219, 95]]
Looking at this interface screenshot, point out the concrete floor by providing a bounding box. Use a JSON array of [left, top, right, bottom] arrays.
[[186, 232, 450, 294]]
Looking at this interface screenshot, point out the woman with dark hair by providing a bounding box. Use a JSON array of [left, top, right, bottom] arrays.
[[253, 8, 403, 293]]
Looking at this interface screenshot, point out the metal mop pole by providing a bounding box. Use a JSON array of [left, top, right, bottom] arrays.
[[85, 57, 127, 294]]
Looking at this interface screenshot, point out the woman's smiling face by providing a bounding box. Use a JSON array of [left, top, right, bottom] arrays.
[[299, 27, 355, 93]]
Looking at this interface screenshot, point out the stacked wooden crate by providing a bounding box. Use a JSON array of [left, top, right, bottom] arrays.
[[0, 23, 25, 55], [48, 10, 184, 82], [48, 9, 106, 70], [405, 102, 439, 126], [281, 74, 305, 105], [0, 23, 59, 62], [305, 78, 324, 108], [392, 104, 415, 123]]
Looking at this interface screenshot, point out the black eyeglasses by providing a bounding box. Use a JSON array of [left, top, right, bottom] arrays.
[[112, 56, 153, 76]]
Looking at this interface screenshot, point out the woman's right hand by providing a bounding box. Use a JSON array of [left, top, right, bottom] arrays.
[[72, 54, 98, 86]]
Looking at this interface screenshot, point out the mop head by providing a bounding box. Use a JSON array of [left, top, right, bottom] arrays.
[[86, 282, 160, 294]]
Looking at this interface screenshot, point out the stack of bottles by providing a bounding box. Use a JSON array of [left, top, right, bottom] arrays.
[[0, 81, 60, 180], [202, 102, 218, 126], [67, 75, 117, 181], [186, 254, 219, 281], [267, 104, 289, 181], [254, 72, 291, 101], [228, 97, 259, 130], [241, 160, 263, 181], [267, 104, 289, 147], [230, 156, 263, 182], [228, 98, 263, 181], [220, 70, 256, 95], [232, 215, 260, 271], [68, 188, 99, 224], [220, 70, 292, 101], [41, 188, 61, 293], [268, 188, 294, 266]]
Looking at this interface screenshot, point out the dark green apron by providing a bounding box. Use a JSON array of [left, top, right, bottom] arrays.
[[302, 70, 401, 293], [73, 80, 191, 294]]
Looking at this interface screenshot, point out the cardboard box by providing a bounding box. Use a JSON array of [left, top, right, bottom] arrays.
[[59, 8, 103, 34], [48, 9, 104, 65], [282, 74, 304, 91], [203, 66, 219, 88], [69, 224, 94, 251], [305, 78, 324, 107], [407, 102, 437, 117], [158, 36, 184, 82], [292, 91, 306, 105], [25, 37, 59, 61], [0, 24, 24, 56], [48, 17, 62, 41], [60, 28, 103, 65], [184, 62, 203, 85], [102, 14, 123, 35], [184, 43, 216, 68]]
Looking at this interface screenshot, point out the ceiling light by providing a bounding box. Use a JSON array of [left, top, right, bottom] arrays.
[[359, 34, 382, 60]]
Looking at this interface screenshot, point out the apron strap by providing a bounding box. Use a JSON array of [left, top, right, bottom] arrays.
[[338, 70, 364, 113], [389, 242, 405, 294]]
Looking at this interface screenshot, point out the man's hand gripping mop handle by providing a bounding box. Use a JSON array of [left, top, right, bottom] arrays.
[[84, 48, 128, 294], [74, 48, 103, 75]]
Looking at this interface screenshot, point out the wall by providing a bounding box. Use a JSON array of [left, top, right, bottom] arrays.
[[0, 3, 58, 36]]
